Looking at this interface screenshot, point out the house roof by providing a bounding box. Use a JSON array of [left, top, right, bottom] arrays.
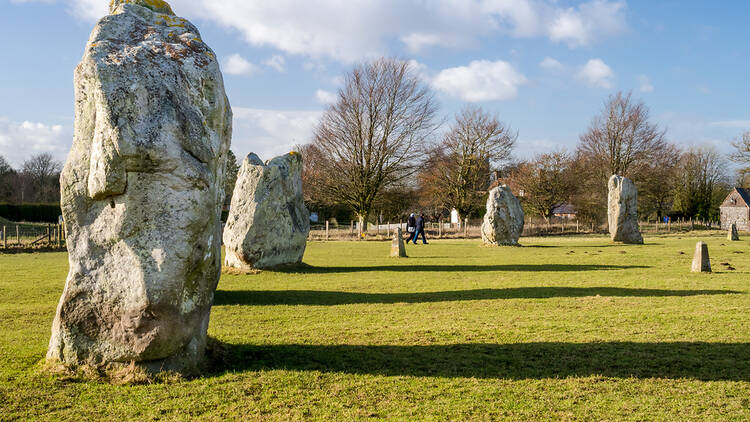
[[737, 188, 750, 206], [553, 203, 576, 215], [722, 188, 750, 208]]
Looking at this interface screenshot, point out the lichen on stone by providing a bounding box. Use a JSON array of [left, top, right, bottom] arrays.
[[109, 0, 175, 15]]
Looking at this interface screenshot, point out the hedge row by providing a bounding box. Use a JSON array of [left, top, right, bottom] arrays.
[[0, 203, 61, 223]]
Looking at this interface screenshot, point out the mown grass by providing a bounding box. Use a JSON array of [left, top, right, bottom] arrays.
[[1, 234, 750, 420]]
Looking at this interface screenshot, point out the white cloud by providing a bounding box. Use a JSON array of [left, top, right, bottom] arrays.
[[44, 0, 627, 62], [432, 60, 527, 102], [223, 54, 258, 76], [638, 75, 654, 93], [231, 108, 323, 159], [315, 89, 337, 105], [548, 0, 627, 47], [539, 57, 563, 70], [263, 55, 286, 72], [0, 117, 71, 168], [577, 58, 614, 89], [709, 120, 750, 129]]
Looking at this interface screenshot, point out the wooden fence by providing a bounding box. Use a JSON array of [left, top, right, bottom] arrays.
[[0, 223, 65, 250]]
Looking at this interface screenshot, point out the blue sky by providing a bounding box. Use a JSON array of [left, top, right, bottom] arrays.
[[1, 0, 748, 168]]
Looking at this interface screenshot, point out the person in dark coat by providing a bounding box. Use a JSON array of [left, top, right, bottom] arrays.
[[406, 213, 417, 244], [413, 213, 428, 244]]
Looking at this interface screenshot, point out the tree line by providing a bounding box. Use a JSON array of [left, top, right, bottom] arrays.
[[301, 58, 740, 227], [1, 58, 741, 227], [0, 153, 63, 204]]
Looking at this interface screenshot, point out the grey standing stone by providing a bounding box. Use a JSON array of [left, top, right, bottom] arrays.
[[608, 175, 644, 244], [47, 0, 232, 374], [223, 152, 310, 270], [728, 223, 740, 241], [481, 186, 524, 246], [390, 228, 407, 258], [691, 242, 712, 273]]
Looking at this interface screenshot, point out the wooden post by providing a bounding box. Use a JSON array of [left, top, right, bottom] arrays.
[[325, 221, 329, 241], [2, 226, 5, 249], [576, 219, 579, 233], [47, 224, 51, 245], [438, 220, 442, 238], [387, 222, 391, 237], [350, 221, 354, 234], [464, 218, 468, 239]]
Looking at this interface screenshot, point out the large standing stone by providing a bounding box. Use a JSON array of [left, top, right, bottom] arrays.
[[691, 242, 711, 273], [390, 228, 407, 258], [728, 223, 740, 241], [223, 152, 310, 270], [47, 0, 232, 373], [481, 186, 524, 246], [608, 175, 644, 244]]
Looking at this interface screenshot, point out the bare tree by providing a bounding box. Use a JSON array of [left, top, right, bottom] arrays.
[[309, 57, 439, 228], [506, 150, 575, 223], [673, 145, 730, 220], [22, 153, 62, 203], [420, 106, 517, 220], [730, 131, 750, 185], [224, 149, 240, 206], [0, 155, 15, 202], [578, 91, 667, 179], [637, 143, 681, 219]]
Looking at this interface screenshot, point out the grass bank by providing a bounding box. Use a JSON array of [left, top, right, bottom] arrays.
[[1, 234, 749, 420]]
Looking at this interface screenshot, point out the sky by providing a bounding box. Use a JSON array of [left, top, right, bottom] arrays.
[[1, 0, 749, 169]]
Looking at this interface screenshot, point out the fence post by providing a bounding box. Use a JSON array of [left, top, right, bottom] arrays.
[[47, 224, 51, 245], [325, 221, 329, 241], [464, 218, 468, 239], [2, 226, 6, 249], [438, 220, 442, 238], [16, 225, 20, 245], [576, 219, 579, 233]]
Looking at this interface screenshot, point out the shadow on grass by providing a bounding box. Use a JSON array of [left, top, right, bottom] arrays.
[[207, 341, 750, 381], [213, 287, 739, 306], [271, 263, 649, 274]]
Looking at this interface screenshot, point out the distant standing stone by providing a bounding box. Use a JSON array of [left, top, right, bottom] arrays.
[[223, 152, 310, 270], [691, 242, 712, 273], [390, 228, 407, 258], [608, 175, 644, 244], [481, 185, 524, 246], [728, 223, 740, 241]]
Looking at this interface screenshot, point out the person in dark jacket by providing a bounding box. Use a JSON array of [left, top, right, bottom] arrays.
[[406, 213, 417, 244], [413, 213, 428, 244]]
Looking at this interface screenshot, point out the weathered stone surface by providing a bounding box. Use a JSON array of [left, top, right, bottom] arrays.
[[691, 241, 711, 273], [481, 185, 524, 246], [608, 175, 644, 244], [390, 228, 407, 258], [728, 223, 740, 241], [223, 152, 310, 270], [47, 0, 232, 373]]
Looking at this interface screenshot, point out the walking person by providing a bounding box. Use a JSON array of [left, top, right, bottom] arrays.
[[413, 213, 428, 244], [406, 213, 417, 244]]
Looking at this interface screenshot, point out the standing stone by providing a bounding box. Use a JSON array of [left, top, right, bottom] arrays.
[[223, 152, 310, 270], [390, 228, 407, 258], [691, 242, 712, 273], [608, 175, 644, 244], [728, 223, 740, 241], [481, 186, 524, 246], [47, 0, 232, 373]]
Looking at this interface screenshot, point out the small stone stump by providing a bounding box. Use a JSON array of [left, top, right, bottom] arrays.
[[691, 242, 711, 273], [390, 228, 407, 258], [728, 224, 740, 241]]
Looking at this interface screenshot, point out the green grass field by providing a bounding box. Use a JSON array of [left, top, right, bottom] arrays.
[[1, 234, 749, 420]]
